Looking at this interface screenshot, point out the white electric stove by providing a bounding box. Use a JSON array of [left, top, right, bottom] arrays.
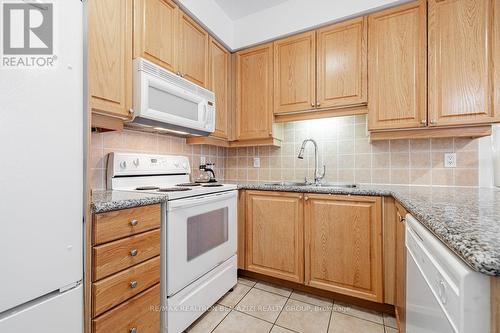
[[107, 152, 237, 333]]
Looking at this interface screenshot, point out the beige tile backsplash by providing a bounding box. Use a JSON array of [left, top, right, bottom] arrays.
[[90, 115, 481, 189]]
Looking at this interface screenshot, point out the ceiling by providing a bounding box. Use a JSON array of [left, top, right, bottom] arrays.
[[214, 0, 290, 20]]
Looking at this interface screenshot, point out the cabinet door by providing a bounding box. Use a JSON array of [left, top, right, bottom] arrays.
[[178, 12, 209, 87], [428, 0, 499, 126], [395, 203, 407, 333], [316, 17, 367, 109], [246, 191, 304, 283], [209, 37, 229, 139], [304, 194, 383, 302], [368, 1, 427, 130], [274, 31, 316, 114], [235, 43, 274, 140], [88, 0, 132, 118], [133, 0, 177, 72]]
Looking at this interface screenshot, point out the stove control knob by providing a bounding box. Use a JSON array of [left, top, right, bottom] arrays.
[[174, 161, 180, 168], [133, 158, 140, 167], [119, 161, 127, 169], [182, 162, 188, 170]]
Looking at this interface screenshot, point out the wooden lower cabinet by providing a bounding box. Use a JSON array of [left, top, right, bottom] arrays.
[[245, 191, 304, 283], [304, 194, 383, 303], [395, 202, 408, 332]]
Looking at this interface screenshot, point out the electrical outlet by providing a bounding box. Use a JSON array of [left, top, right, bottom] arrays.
[[444, 153, 456, 168], [253, 157, 261, 168], [200, 156, 206, 165]]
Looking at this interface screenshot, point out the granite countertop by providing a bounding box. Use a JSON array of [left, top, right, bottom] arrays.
[[91, 190, 168, 213], [236, 182, 500, 276]]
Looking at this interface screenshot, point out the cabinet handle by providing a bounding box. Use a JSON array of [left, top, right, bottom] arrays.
[[421, 119, 426, 125], [304, 196, 309, 201], [316, 102, 320, 107], [130, 281, 138, 289], [176, 71, 181, 76], [129, 328, 137, 333], [130, 219, 138, 226], [130, 249, 138, 257], [129, 108, 134, 114], [311, 103, 315, 107], [430, 120, 437, 125], [398, 214, 405, 223], [299, 195, 303, 199]]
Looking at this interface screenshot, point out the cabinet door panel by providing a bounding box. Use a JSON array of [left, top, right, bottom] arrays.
[[317, 17, 367, 109], [134, 0, 177, 72], [178, 12, 209, 87], [236, 44, 274, 140], [209, 37, 229, 139], [88, 0, 132, 118], [274, 32, 316, 114], [246, 191, 304, 283], [428, 0, 499, 126], [305, 195, 383, 302], [368, 1, 427, 130]]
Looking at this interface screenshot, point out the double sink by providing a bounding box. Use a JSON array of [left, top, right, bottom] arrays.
[[264, 181, 357, 188]]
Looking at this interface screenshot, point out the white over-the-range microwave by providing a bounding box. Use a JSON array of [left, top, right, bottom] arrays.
[[128, 58, 215, 136]]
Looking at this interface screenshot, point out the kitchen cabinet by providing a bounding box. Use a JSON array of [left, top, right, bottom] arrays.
[[236, 43, 283, 143], [245, 191, 304, 283], [208, 37, 230, 139], [368, 0, 427, 131], [395, 202, 407, 332], [133, 0, 178, 72], [178, 12, 209, 87], [316, 17, 367, 110], [304, 194, 383, 302], [428, 0, 500, 126], [88, 0, 132, 123], [273, 31, 316, 114]]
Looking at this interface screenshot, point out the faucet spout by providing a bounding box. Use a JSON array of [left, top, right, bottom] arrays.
[[297, 139, 326, 185]]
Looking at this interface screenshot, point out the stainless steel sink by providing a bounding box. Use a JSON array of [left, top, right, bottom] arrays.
[[264, 181, 357, 188]]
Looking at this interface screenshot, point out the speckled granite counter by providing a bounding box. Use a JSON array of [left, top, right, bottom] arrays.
[[236, 182, 500, 276], [91, 190, 168, 213]]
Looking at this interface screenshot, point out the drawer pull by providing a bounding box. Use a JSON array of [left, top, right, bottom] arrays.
[[129, 328, 137, 333], [130, 219, 138, 226], [130, 281, 138, 289], [130, 249, 138, 257]]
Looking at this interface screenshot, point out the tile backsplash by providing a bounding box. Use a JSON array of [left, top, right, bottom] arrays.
[[90, 115, 481, 189], [224, 115, 480, 186]]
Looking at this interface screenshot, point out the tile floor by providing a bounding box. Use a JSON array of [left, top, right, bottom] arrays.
[[186, 277, 398, 333]]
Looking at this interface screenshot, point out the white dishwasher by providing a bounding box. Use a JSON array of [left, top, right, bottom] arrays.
[[405, 215, 490, 333]]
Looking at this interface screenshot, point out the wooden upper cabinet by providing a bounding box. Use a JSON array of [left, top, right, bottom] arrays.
[[428, 0, 499, 126], [304, 194, 383, 303], [178, 12, 209, 87], [274, 31, 316, 114], [209, 37, 230, 139], [246, 191, 304, 283], [368, 1, 427, 131], [316, 17, 367, 110], [88, 0, 132, 119], [235, 43, 274, 140], [133, 0, 177, 72]]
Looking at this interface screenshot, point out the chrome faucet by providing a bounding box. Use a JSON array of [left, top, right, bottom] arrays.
[[297, 139, 326, 185]]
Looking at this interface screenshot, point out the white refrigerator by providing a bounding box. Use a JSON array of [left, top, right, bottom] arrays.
[[0, 0, 84, 331]]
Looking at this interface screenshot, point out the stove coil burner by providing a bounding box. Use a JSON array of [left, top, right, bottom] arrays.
[[135, 186, 160, 190], [176, 183, 201, 187], [158, 187, 192, 192], [201, 184, 223, 187]]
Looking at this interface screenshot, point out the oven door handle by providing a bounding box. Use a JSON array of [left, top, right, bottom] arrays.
[[167, 190, 237, 210]]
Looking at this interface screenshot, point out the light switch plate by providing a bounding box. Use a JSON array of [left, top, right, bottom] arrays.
[[444, 153, 456, 168], [253, 157, 261, 168]]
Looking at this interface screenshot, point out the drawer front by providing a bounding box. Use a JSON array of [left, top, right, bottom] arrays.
[[92, 256, 160, 317], [93, 204, 161, 245], [93, 229, 161, 281], [93, 284, 160, 333]]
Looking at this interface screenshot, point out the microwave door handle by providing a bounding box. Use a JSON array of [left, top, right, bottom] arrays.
[[203, 104, 207, 122]]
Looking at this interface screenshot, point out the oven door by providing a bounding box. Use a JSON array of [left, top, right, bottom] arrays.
[[166, 191, 237, 296]]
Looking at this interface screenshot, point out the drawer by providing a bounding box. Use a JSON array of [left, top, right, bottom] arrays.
[[93, 204, 161, 245], [93, 229, 161, 281], [92, 256, 160, 317], [92, 284, 160, 333]]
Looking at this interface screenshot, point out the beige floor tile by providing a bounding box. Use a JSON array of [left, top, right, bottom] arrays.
[[384, 327, 398, 333], [238, 276, 257, 287], [333, 302, 383, 325], [254, 281, 292, 297], [235, 288, 288, 322], [213, 310, 273, 333], [271, 325, 296, 333], [328, 312, 384, 333], [186, 305, 230, 333], [383, 313, 398, 329], [217, 283, 251, 308], [289, 290, 333, 309], [276, 299, 331, 333]]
